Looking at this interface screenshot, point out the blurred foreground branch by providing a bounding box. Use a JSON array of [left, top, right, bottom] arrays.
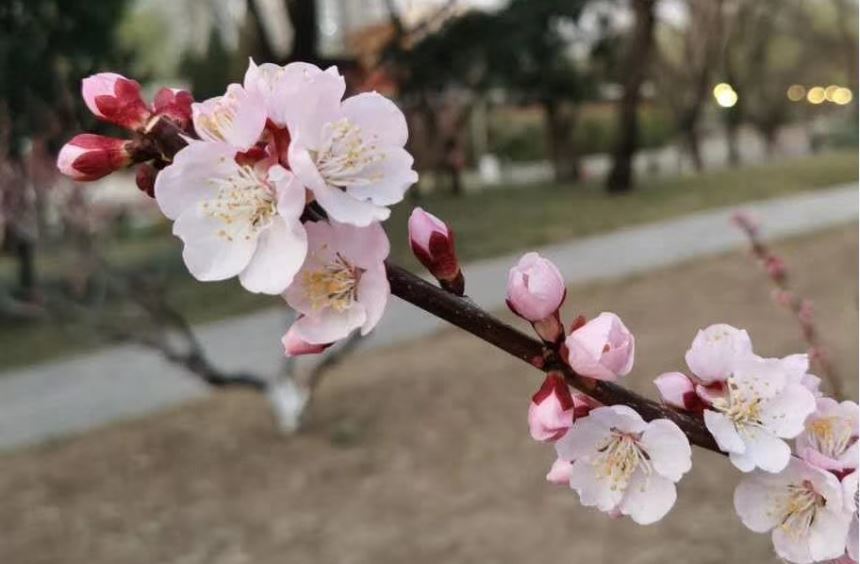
[[732, 211, 842, 398]]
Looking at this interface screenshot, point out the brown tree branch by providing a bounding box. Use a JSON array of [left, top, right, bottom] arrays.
[[132, 115, 723, 454]]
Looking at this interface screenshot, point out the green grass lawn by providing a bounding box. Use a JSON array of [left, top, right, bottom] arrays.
[[0, 150, 856, 371]]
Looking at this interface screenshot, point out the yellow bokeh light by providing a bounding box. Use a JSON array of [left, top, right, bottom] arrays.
[[807, 86, 826, 104], [832, 87, 853, 105], [786, 84, 806, 102], [824, 85, 840, 101], [713, 83, 738, 108], [713, 83, 733, 97]]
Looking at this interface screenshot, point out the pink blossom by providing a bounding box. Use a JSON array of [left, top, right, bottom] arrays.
[[777, 353, 823, 397], [654, 372, 703, 411], [555, 405, 692, 525], [735, 458, 852, 563], [192, 84, 267, 150], [284, 220, 390, 344], [57, 134, 131, 181], [703, 355, 816, 473], [506, 252, 566, 343], [546, 457, 573, 485], [527, 372, 575, 442], [564, 312, 634, 381], [796, 398, 859, 473], [685, 323, 753, 384], [287, 75, 419, 226], [82, 72, 152, 130], [281, 324, 331, 357], [843, 471, 858, 561], [408, 208, 463, 293], [154, 141, 307, 294], [244, 60, 345, 131]]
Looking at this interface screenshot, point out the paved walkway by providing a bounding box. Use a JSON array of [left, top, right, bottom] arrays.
[[0, 184, 856, 450]]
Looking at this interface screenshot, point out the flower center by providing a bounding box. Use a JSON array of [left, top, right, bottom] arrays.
[[711, 378, 763, 430], [314, 118, 384, 189], [203, 165, 277, 241], [808, 417, 856, 459], [197, 92, 241, 141], [778, 481, 825, 538], [595, 431, 652, 491], [302, 252, 362, 311]]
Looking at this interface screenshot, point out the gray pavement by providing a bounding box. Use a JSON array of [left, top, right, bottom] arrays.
[[0, 184, 856, 450]]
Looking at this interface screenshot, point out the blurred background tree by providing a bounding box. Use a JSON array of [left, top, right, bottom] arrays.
[[0, 0, 132, 301]]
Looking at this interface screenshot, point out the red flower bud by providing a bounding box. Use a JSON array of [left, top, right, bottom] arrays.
[[135, 163, 157, 197], [153, 87, 194, 131], [82, 73, 152, 131], [408, 207, 464, 295], [57, 134, 131, 181]]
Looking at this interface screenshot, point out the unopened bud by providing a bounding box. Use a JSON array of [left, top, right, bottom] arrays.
[[57, 134, 131, 181], [135, 163, 157, 198], [654, 372, 704, 411], [153, 87, 194, 131], [528, 372, 575, 442], [507, 252, 566, 343], [82, 72, 151, 131], [408, 207, 464, 295], [764, 256, 786, 282]]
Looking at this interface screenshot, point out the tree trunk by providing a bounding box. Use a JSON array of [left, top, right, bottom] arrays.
[[544, 100, 580, 183], [684, 125, 704, 171], [246, 0, 278, 63], [606, 0, 657, 194], [725, 111, 741, 167], [285, 0, 319, 63]]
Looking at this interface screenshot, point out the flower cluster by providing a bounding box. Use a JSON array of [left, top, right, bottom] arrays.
[[515, 253, 692, 524], [59, 61, 419, 351], [654, 323, 858, 563]]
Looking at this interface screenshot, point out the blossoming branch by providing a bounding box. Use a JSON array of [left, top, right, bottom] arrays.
[[57, 62, 858, 564]]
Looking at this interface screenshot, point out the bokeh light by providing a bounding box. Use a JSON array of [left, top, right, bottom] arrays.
[[832, 87, 853, 105], [824, 85, 840, 101], [806, 86, 826, 104], [786, 84, 806, 102], [713, 83, 738, 108]]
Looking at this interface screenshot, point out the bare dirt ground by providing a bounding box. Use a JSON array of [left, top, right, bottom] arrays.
[[1, 226, 857, 564]]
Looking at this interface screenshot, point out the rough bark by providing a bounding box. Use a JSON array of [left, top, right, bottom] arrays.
[[606, 0, 657, 194]]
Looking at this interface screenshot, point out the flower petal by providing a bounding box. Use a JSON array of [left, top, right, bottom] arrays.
[[238, 216, 307, 294], [618, 471, 677, 525], [639, 419, 692, 482], [173, 204, 257, 281]]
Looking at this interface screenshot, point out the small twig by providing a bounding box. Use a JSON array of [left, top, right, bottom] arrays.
[[732, 211, 842, 398]]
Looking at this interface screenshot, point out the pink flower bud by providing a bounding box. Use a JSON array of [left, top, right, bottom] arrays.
[[408, 207, 463, 294], [545, 457, 573, 485], [281, 326, 331, 357], [82, 72, 151, 130], [564, 312, 634, 381], [764, 256, 786, 282], [654, 372, 703, 411], [153, 87, 194, 130], [506, 252, 566, 323], [57, 134, 131, 181], [528, 372, 575, 442], [772, 289, 794, 307]]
